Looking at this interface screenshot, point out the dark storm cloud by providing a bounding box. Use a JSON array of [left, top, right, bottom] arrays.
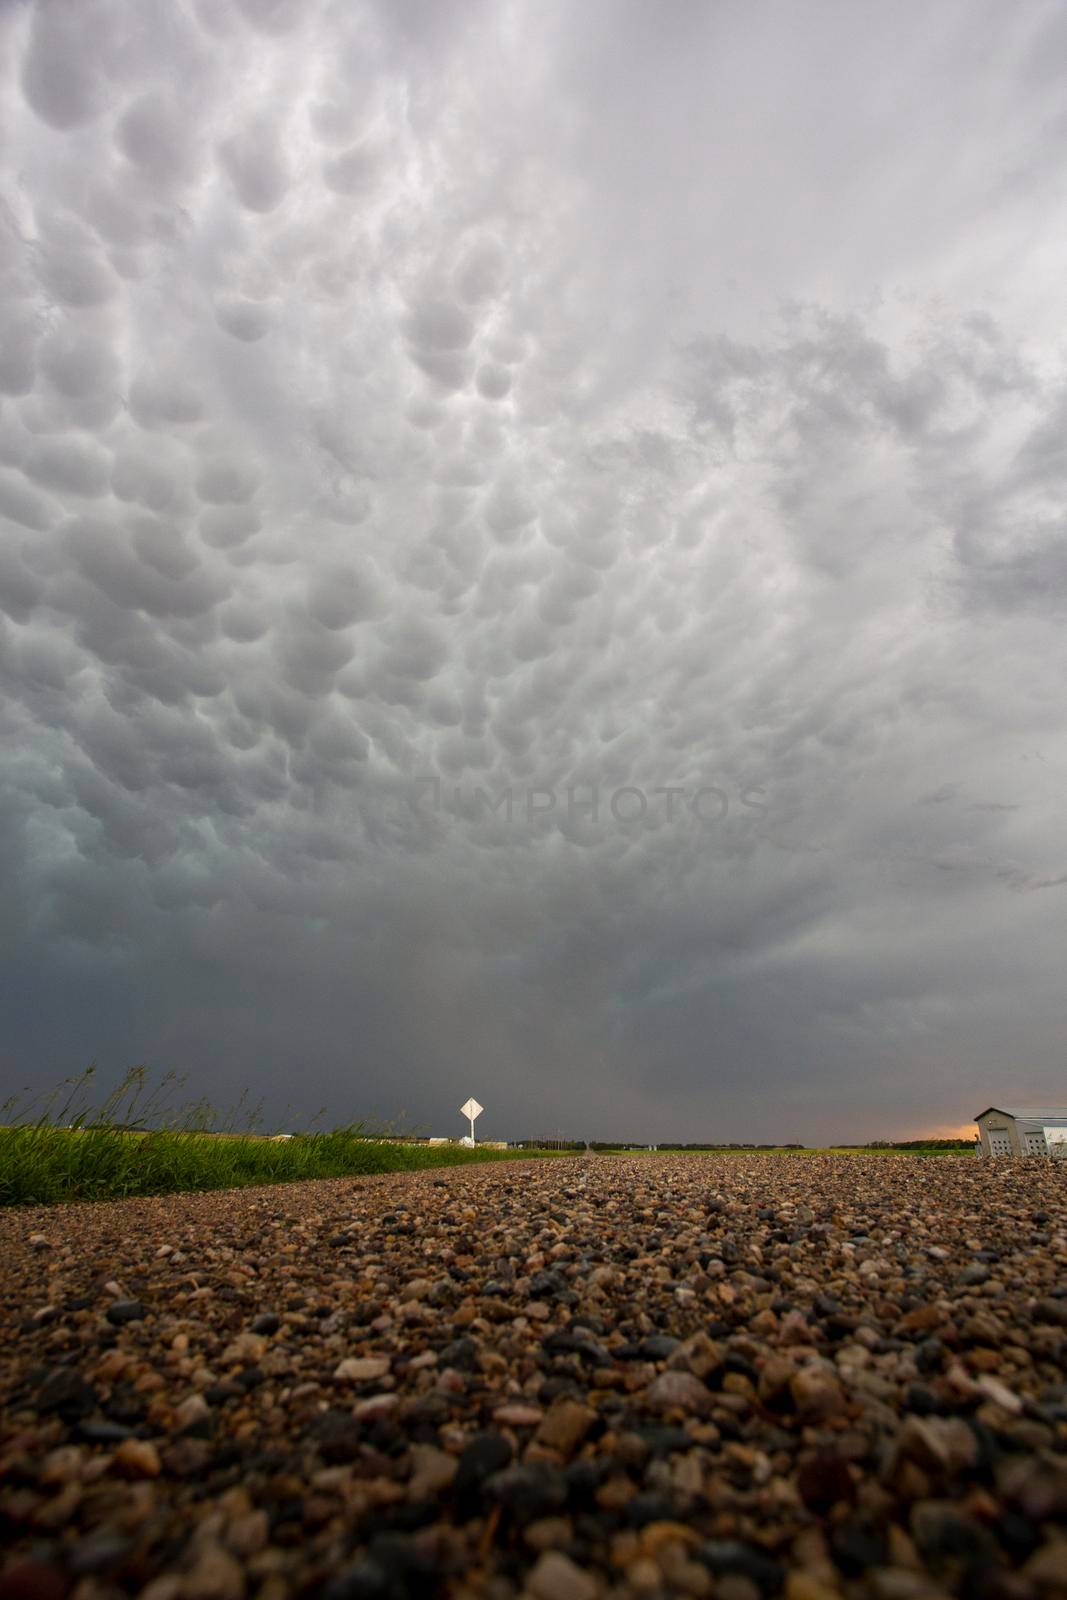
[[2, 0, 1066, 1141]]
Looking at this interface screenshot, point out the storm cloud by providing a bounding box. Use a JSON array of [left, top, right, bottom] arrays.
[[2, 0, 1066, 1141]]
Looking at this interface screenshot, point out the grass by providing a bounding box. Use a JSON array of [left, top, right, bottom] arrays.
[[0, 1066, 562, 1208]]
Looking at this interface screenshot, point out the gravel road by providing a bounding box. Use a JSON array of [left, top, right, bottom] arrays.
[[1, 1155, 1065, 1600]]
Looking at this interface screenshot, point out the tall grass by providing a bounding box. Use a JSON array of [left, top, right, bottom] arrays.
[[0, 1065, 553, 1208]]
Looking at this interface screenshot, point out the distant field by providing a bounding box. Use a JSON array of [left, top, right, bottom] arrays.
[[591, 1145, 971, 1157]]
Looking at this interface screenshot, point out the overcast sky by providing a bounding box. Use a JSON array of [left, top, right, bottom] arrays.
[[2, 0, 1066, 1142]]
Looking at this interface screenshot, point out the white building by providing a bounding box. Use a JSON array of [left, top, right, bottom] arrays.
[[973, 1106, 1067, 1158]]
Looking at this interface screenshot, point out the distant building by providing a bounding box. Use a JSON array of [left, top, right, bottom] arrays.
[[973, 1106, 1067, 1158]]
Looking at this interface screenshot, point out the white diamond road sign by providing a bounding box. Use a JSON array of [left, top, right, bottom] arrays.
[[460, 1098, 484, 1141]]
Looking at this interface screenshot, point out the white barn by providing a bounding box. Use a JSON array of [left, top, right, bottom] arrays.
[[974, 1106, 1067, 1158]]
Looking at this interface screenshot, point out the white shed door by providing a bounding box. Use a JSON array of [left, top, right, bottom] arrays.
[[988, 1130, 1012, 1157], [1023, 1130, 1048, 1156]]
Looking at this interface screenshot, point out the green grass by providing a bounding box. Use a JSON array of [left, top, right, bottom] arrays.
[[0, 1126, 563, 1207], [0, 1066, 563, 1208]]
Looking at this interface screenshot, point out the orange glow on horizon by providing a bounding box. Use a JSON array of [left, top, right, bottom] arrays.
[[909, 1123, 977, 1140]]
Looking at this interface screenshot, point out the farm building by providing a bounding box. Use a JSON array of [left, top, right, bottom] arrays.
[[973, 1106, 1067, 1158]]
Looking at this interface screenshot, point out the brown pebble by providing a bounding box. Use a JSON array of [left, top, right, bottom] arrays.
[[334, 1356, 390, 1382], [112, 1439, 162, 1479], [718, 1579, 762, 1600], [174, 1394, 212, 1431], [524, 1517, 573, 1552], [644, 1371, 712, 1417], [534, 1398, 597, 1456], [408, 1444, 458, 1500], [525, 1549, 599, 1600], [494, 1403, 545, 1427], [789, 1364, 846, 1418], [181, 1542, 245, 1600], [226, 1511, 269, 1559], [785, 1573, 842, 1600]]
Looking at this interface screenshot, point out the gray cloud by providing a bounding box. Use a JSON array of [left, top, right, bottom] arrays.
[[1, 0, 1066, 1142]]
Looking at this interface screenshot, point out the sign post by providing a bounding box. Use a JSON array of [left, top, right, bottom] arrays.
[[460, 1097, 484, 1145]]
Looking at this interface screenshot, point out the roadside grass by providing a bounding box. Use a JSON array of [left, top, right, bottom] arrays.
[[0, 1066, 562, 1208]]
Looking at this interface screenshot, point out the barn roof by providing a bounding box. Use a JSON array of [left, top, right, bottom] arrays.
[[974, 1106, 1067, 1122]]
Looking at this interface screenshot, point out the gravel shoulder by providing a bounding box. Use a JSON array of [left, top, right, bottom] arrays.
[[1, 1155, 1065, 1600]]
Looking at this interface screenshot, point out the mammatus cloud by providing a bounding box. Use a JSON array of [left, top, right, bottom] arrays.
[[2, 0, 1067, 1139]]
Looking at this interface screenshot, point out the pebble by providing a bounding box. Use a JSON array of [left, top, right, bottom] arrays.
[[524, 1516, 573, 1552], [645, 1371, 713, 1416], [487, 1462, 568, 1520], [105, 1299, 145, 1325], [455, 1431, 513, 1512], [669, 1332, 723, 1379], [494, 1403, 545, 1426], [181, 1542, 245, 1600], [785, 1575, 840, 1600], [333, 1355, 391, 1382], [975, 1373, 1023, 1413], [535, 1398, 597, 1455], [525, 1550, 599, 1600], [173, 1393, 212, 1431], [408, 1444, 458, 1500], [1023, 1541, 1067, 1585], [225, 1508, 269, 1558], [352, 1392, 399, 1421], [112, 1439, 161, 1478], [789, 1364, 846, 1418]]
